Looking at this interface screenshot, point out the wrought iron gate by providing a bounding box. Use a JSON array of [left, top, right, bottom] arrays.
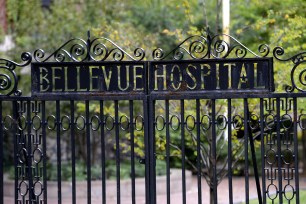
[[0, 32, 304, 204]]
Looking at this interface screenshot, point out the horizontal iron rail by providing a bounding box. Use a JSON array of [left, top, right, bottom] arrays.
[[2, 92, 306, 101]]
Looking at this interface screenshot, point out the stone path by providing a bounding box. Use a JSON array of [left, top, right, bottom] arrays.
[[5, 176, 306, 203]]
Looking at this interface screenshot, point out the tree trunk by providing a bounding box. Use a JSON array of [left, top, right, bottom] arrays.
[[210, 186, 214, 204]]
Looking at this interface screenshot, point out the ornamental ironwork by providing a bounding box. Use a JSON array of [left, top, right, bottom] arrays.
[[0, 31, 305, 204]]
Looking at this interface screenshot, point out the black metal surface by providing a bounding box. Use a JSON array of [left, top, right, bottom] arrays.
[[0, 101, 3, 204], [0, 32, 305, 204]]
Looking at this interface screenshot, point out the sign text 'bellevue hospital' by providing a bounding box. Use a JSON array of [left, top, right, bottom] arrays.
[[32, 58, 273, 95]]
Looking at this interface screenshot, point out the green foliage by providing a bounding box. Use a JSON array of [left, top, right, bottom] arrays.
[[2, 0, 306, 194], [231, 0, 306, 92]]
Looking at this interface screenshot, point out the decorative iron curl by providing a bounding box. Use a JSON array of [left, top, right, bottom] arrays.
[[284, 61, 306, 92], [152, 48, 165, 60], [33, 38, 88, 62], [273, 46, 306, 64], [0, 52, 32, 69], [272, 46, 306, 92], [210, 34, 262, 58], [89, 37, 145, 61], [152, 35, 209, 61], [0, 65, 19, 96], [0, 52, 31, 96], [258, 44, 270, 57]]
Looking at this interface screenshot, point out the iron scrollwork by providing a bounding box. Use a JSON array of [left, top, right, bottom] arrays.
[[0, 52, 31, 96], [273, 47, 306, 92], [33, 34, 145, 62], [1, 31, 306, 95], [152, 33, 271, 61]]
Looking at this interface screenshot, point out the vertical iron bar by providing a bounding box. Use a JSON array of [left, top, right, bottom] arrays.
[[153, 100, 157, 204], [276, 98, 283, 204], [115, 100, 121, 204], [260, 98, 266, 204], [165, 99, 170, 204], [145, 96, 156, 204], [13, 101, 18, 203], [86, 100, 91, 204], [211, 99, 217, 204], [42, 101, 47, 204], [144, 97, 150, 204], [227, 99, 233, 204], [243, 99, 249, 203], [56, 100, 61, 204], [247, 105, 262, 204], [129, 100, 136, 204], [181, 100, 186, 204], [293, 97, 299, 204], [100, 100, 106, 204], [70, 100, 76, 204], [196, 99, 202, 204], [27, 101, 34, 203], [0, 101, 3, 204]]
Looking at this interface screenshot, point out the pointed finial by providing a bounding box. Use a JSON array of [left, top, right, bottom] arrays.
[[87, 30, 91, 41], [87, 30, 91, 61]]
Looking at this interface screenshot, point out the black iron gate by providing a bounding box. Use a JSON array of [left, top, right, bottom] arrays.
[[0, 32, 304, 203]]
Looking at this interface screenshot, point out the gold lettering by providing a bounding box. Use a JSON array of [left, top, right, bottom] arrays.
[[39, 67, 50, 92], [154, 65, 167, 91], [101, 66, 112, 91], [170, 65, 182, 91], [118, 65, 130, 91], [238, 63, 248, 89], [200, 64, 211, 89], [253, 63, 259, 88], [89, 66, 99, 91], [216, 63, 220, 89], [223, 63, 236, 89], [76, 66, 87, 91], [52, 67, 63, 91], [133, 65, 144, 91], [186, 64, 197, 90], [64, 67, 74, 91]]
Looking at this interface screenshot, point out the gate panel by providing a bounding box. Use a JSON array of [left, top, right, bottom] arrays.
[[260, 97, 299, 204], [1, 98, 147, 204], [11, 101, 47, 203], [1, 32, 306, 204]]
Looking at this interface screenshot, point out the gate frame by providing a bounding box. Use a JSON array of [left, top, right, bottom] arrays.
[[0, 31, 305, 203]]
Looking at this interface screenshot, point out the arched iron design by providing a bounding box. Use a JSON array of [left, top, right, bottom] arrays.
[[152, 35, 209, 60], [89, 37, 145, 62], [33, 38, 88, 62], [2, 31, 306, 95], [33, 32, 145, 62], [152, 33, 271, 60], [209, 34, 270, 58]]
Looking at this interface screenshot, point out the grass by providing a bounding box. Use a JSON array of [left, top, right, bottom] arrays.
[[246, 190, 306, 204]]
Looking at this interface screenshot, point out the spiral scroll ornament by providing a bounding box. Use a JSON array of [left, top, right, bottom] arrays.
[[273, 46, 306, 64], [0, 66, 18, 96], [34, 38, 88, 62], [152, 35, 209, 61], [0, 52, 32, 96], [152, 33, 272, 60], [89, 37, 145, 61], [272, 47, 306, 92], [210, 34, 268, 58], [285, 61, 306, 92]]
